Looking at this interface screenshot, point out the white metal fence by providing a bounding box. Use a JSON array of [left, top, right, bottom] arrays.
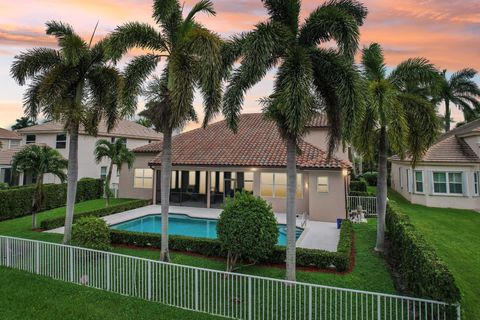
[[0, 236, 460, 320], [347, 196, 377, 217]]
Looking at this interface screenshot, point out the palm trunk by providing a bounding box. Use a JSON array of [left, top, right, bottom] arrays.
[[160, 127, 172, 262], [105, 163, 114, 207], [63, 125, 79, 244], [286, 136, 297, 281], [444, 99, 451, 132], [375, 126, 388, 252], [31, 175, 43, 229]]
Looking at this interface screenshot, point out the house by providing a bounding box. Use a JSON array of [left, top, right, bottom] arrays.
[[1, 119, 161, 187], [0, 128, 21, 150], [391, 119, 480, 211], [118, 113, 351, 222]]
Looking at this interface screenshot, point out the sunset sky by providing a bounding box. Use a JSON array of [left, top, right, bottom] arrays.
[[0, 0, 479, 130]]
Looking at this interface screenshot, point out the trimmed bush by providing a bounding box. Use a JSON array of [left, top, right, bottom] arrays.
[[348, 191, 375, 197], [72, 216, 112, 251], [110, 219, 354, 272], [349, 180, 367, 192], [40, 199, 149, 230], [361, 172, 377, 186], [0, 178, 103, 221], [386, 201, 461, 304], [217, 191, 278, 271]]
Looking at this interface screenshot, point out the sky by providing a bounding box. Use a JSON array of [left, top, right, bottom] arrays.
[[0, 0, 479, 131]]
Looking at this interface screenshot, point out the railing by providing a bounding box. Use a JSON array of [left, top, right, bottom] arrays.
[[348, 196, 377, 217], [0, 236, 460, 320]]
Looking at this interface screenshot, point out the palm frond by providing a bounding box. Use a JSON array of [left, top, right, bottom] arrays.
[[360, 43, 386, 81], [45, 20, 74, 38], [389, 57, 439, 92], [185, 0, 216, 23], [262, 0, 300, 33], [10, 48, 61, 85], [153, 0, 183, 44]]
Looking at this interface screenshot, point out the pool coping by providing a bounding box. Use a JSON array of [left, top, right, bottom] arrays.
[[45, 205, 339, 252]]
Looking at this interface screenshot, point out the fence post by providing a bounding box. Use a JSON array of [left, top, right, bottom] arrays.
[[377, 295, 381, 319], [106, 254, 110, 291], [195, 269, 199, 311], [248, 277, 252, 320], [5, 238, 10, 267], [308, 286, 313, 320], [148, 261, 152, 300], [69, 247, 74, 282], [457, 304, 461, 320], [35, 242, 40, 274]]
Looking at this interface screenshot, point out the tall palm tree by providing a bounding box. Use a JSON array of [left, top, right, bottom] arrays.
[[10, 21, 124, 244], [222, 0, 367, 281], [354, 43, 440, 251], [94, 139, 135, 206], [434, 69, 480, 132], [11, 117, 37, 131], [11, 145, 67, 229], [106, 0, 223, 261]]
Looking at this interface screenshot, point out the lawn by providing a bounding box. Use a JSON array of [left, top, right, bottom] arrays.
[[388, 190, 480, 320], [0, 198, 396, 319]]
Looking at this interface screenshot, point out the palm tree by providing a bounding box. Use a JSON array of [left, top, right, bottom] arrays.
[[94, 139, 135, 206], [106, 0, 223, 261], [222, 0, 367, 281], [11, 117, 37, 131], [10, 21, 124, 244], [354, 43, 440, 251], [11, 145, 67, 229], [434, 69, 480, 132], [135, 116, 153, 129]]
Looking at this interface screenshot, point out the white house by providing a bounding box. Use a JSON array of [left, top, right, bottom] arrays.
[[1, 119, 162, 187], [391, 119, 480, 211]]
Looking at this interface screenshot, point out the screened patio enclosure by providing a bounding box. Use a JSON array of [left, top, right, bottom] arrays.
[[155, 170, 254, 208]]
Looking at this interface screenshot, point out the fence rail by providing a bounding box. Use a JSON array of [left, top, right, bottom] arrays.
[[0, 236, 460, 320], [347, 196, 377, 217]]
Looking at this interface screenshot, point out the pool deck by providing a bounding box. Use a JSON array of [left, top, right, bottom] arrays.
[[46, 205, 340, 252]]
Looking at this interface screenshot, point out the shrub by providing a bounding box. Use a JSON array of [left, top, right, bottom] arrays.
[[386, 201, 461, 304], [361, 172, 377, 186], [72, 216, 111, 251], [110, 219, 354, 272], [349, 180, 367, 192], [0, 182, 8, 190], [0, 178, 103, 221], [348, 191, 375, 197], [40, 199, 149, 230], [217, 191, 278, 271]]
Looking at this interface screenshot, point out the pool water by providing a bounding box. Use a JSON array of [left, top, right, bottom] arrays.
[[111, 214, 303, 246]]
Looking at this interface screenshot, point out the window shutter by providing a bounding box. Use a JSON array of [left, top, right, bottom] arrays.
[[462, 172, 468, 196], [427, 170, 434, 195], [407, 169, 413, 193]]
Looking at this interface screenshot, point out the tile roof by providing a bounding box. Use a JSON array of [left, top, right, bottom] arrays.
[[0, 143, 49, 165], [137, 113, 350, 169], [306, 114, 328, 128], [392, 119, 480, 163], [17, 119, 162, 141], [0, 128, 21, 140]]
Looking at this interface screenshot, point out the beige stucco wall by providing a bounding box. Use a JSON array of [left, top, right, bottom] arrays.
[[463, 135, 480, 158], [391, 161, 480, 211], [303, 129, 349, 161], [307, 170, 347, 222], [18, 132, 153, 186], [118, 153, 155, 200]]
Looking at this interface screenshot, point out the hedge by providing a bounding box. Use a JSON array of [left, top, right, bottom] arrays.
[[0, 178, 103, 221], [386, 201, 461, 304], [349, 180, 367, 192], [40, 199, 149, 230], [361, 172, 377, 186], [110, 220, 354, 272], [348, 191, 376, 197]]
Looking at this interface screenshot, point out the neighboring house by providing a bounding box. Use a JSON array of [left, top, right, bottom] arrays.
[[0, 128, 21, 150], [119, 113, 351, 222], [391, 119, 480, 211], [5, 119, 162, 187]]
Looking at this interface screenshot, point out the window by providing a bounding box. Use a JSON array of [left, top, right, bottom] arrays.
[[260, 173, 302, 198], [317, 176, 329, 193], [134, 169, 153, 188], [9, 140, 19, 148], [474, 172, 479, 196], [243, 172, 254, 192], [100, 166, 107, 180], [26, 135, 36, 144], [399, 168, 403, 188], [414, 171, 424, 193], [56, 133, 67, 149], [433, 172, 463, 195]]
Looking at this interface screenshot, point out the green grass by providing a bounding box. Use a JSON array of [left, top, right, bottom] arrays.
[[0, 198, 396, 319], [388, 190, 480, 319], [0, 266, 223, 320]]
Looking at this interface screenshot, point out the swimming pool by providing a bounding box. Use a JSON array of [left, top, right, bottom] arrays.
[[111, 214, 303, 246]]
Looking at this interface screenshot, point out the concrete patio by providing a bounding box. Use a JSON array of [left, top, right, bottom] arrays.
[[46, 205, 340, 252]]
